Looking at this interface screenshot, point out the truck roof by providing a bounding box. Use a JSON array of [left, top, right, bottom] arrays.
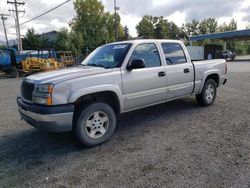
[[107, 39, 184, 46]]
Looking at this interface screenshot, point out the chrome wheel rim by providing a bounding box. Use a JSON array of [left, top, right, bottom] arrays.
[[205, 84, 215, 103], [85, 111, 109, 139]]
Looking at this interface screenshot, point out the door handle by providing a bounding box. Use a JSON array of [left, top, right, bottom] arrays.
[[184, 68, 190, 73], [158, 71, 166, 77]]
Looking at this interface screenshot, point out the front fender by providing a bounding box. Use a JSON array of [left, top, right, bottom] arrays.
[[67, 84, 124, 111]]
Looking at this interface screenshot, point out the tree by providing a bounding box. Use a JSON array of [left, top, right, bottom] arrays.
[[185, 19, 200, 36], [71, 0, 124, 53], [103, 12, 124, 42], [218, 19, 237, 32], [179, 24, 188, 40], [206, 17, 218, 33], [199, 17, 218, 34], [136, 15, 155, 38], [22, 28, 42, 50], [103, 12, 116, 42], [168, 21, 181, 39], [217, 19, 237, 51], [72, 0, 106, 50], [68, 30, 84, 57], [154, 17, 171, 39], [247, 43, 250, 54], [124, 25, 129, 40], [22, 28, 56, 50], [54, 28, 70, 51], [40, 37, 53, 49], [136, 15, 181, 39]]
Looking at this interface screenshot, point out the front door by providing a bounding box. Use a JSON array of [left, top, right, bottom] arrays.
[[122, 43, 167, 110]]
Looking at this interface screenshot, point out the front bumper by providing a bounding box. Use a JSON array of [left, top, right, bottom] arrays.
[[17, 97, 74, 132]]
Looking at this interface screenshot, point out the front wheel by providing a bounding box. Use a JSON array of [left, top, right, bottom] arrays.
[[196, 79, 217, 106], [74, 103, 116, 147]]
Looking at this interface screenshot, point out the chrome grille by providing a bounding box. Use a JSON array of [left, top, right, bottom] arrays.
[[21, 81, 34, 101]]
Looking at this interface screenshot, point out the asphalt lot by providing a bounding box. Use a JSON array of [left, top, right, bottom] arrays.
[[0, 61, 250, 188]]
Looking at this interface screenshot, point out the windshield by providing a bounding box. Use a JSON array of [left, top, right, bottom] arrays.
[[82, 43, 132, 69]]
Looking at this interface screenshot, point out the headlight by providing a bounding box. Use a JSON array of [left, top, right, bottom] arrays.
[[32, 84, 53, 105], [35, 84, 53, 93]]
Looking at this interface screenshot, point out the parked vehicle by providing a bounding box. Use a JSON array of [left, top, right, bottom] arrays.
[[21, 49, 64, 73], [17, 40, 228, 147], [0, 48, 26, 76], [56, 51, 75, 66], [221, 50, 236, 60], [0, 48, 65, 77]]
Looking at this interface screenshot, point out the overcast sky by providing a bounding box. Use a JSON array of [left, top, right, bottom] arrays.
[[0, 0, 250, 42]]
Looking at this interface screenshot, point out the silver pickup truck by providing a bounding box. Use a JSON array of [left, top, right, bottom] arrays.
[[17, 39, 227, 146]]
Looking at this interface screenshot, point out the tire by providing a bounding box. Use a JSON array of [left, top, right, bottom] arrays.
[[11, 68, 19, 78], [74, 102, 116, 147], [196, 79, 217, 106]]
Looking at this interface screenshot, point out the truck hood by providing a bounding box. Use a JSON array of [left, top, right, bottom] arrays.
[[25, 66, 113, 85]]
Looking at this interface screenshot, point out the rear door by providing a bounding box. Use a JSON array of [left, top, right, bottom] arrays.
[[161, 42, 194, 99], [122, 43, 167, 110]]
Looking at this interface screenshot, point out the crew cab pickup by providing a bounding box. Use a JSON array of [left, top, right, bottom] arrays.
[[17, 40, 227, 146]]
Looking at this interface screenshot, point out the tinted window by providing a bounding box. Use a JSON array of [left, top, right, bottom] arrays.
[[161, 43, 187, 65], [131, 43, 161, 68], [0, 50, 9, 57]]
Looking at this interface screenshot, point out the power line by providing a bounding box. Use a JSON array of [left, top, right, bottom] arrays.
[[7, 0, 71, 29]]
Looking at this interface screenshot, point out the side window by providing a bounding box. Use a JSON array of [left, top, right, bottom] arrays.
[[130, 43, 161, 68], [0, 50, 7, 57], [161, 43, 187, 65]]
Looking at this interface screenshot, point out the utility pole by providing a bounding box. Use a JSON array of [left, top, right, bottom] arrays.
[[0, 14, 9, 47], [114, 0, 119, 41], [7, 0, 25, 51]]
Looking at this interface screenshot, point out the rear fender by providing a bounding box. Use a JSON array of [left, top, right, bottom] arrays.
[[199, 70, 220, 93]]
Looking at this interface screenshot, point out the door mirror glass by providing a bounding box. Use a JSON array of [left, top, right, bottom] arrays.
[[127, 59, 145, 70]]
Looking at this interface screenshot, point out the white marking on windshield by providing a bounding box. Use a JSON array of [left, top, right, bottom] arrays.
[[113, 45, 127, 49]]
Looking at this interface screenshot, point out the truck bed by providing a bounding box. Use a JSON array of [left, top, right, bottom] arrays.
[[192, 59, 227, 93]]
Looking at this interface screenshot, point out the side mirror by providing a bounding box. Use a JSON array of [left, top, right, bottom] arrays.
[[127, 59, 145, 70]]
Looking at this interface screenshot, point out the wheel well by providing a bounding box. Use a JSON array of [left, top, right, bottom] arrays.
[[206, 74, 219, 86], [74, 91, 121, 115]]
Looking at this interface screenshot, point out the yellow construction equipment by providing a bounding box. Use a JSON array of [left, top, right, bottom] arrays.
[[57, 51, 75, 67], [21, 57, 64, 73], [21, 49, 66, 73]]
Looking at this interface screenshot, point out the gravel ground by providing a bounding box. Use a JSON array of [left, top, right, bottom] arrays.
[[0, 62, 250, 188]]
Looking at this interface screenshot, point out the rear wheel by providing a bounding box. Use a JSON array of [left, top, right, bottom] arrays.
[[11, 67, 19, 78], [196, 79, 217, 106], [74, 102, 116, 147]]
